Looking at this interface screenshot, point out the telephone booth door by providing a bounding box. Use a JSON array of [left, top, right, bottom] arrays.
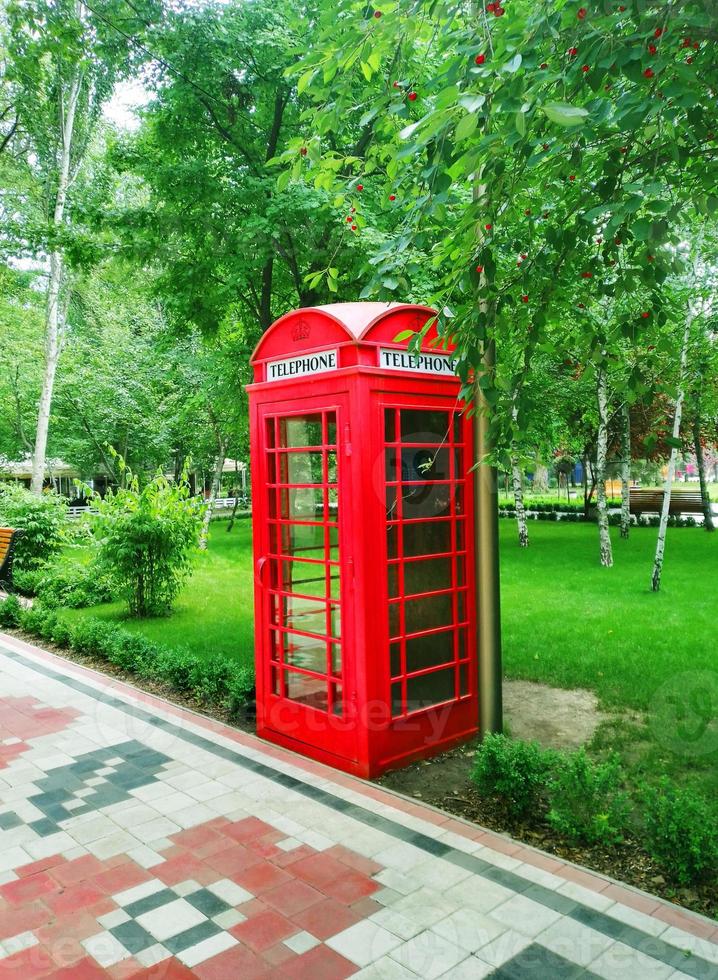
[[254, 395, 357, 764]]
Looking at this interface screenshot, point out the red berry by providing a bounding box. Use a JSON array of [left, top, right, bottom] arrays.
[[682, 38, 691, 48], [581, 271, 593, 278], [641, 311, 650, 318], [374, 9, 382, 17], [346, 216, 352, 222], [614, 238, 621, 245], [542, 143, 549, 151], [486, 2, 496, 9], [648, 43, 657, 55], [618, 5, 626, 10], [581, 64, 590, 73], [494, 6, 505, 15], [357, 184, 363, 191], [568, 47, 578, 57], [569, 174, 576, 181], [578, 303, 585, 308], [408, 91, 417, 101], [476, 265, 484, 273], [389, 194, 396, 201], [647, 254, 654, 262], [521, 253, 528, 259], [393, 80, 400, 88], [485, 223, 493, 230], [521, 295, 529, 303], [693, 41, 699, 50], [620, 146, 628, 153], [577, 7, 586, 19], [542, 211, 549, 218], [300, 147, 308, 156], [686, 57, 693, 64], [517, 261, 522, 267], [540, 63, 548, 69], [654, 27, 663, 38], [596, 237, 603, 243], [351, 207, 356, 213], [475, 53, 485, 65], [643, 68, 654, 78], [524, 209, 531, 216]]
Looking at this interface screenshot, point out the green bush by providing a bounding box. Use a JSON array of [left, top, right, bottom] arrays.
[[471, 733, 553, 818], [12, 567, 45, 596], [0, 594, 22, 627], [547, 749, 629, 844], [641, 778, 718, 885], [92, 470, 203, 618], [35, 561, 114, 609], [224, 664, 255, 719], [0, 483, 68, 568]]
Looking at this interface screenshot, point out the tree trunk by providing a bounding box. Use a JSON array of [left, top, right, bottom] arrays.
[[226, 460, 242, 533], [533, 464, 549, 493], [693, 415, 715, 532], [595, 366, 613, 567], [652, 314, 692, 592], [510, 456, 529, 547], [199, 449, 225, 550], [620, 401, 631, 539], [31, 69, 82, 494]]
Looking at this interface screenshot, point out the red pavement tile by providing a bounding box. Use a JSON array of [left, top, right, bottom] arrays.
[[37, 911, 106, 946], [193, 835, 233, 860], [349, 897, 381, 918], [0, 900, 50, 939], [46, 882, 106, 916], [107, 958, 146, 979], [291, 898, 363, 941], [45, 935, 87, 970], [0, 872, 58, 906], [231, 908, 297, 952], [262, 878, 325, 916], [652, 903, 717, 940], [204, 845, 261, 877], [153, 854, 218, 888], [222, 817, 272, 844], [14, 855, 67, 879], [602, 884, 659, 915], [0, 943, 54, 977], [322, 872, 379, 905], [262, 942, 297, 967], [325, 845, 383, 877], [236, 898, 267, 919], [46, 958, 115, 980], [140, 960, 197, 980], [233, 861, 293, 895], [92, 861, 151, 895], [291, 853, 351, 890], [558, 865, 611, 892], [271, 844, 316, 869], [279, 943, 358, 980], [170, 825, 223, 851], [520, 851, 567, 875], [50, 855, 108, 887], [194, 944, 270, 980]]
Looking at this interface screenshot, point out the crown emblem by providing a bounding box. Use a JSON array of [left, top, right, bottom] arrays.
[[291, 320, 311, 341]]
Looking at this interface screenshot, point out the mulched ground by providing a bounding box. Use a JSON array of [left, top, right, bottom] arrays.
[[4, 627, 717, 922]]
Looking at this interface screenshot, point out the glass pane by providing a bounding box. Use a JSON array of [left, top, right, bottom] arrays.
[[391, 681, 403, 716], [267, 453, 277, 484], [282, 415, 324, 447], [331, 682, 343, 717], [387, 524, 399, 559], [457, 590, 466, 623], [330, 642, 342, 675], [274, 595, 327, 636], [454, 449, 465, 480], [403, 520, 452, 557], [453, 411, 463, 443], [385, 448, 400, 481], [277, 487, 324, 521], [406, 668, 456, 712], [328, 565, 341, 599], [405, 592, 453, 635], [266, 418, 276, 448], [271, 666, 282, 695], [277, 451, 324, 485], [401, 482, 453, 519], [326, 413, 337, 445], [386, 486, 398, 519], [281, 559, 326, 598], [405, 630, 455, 673], [329, 603, 341, 639], [404, 556, 452, 595], [456, 520, 466, 550], [456, 556, 466, 587], [400, 409, 450, 443], [389, 601, 401, 638], [384, 408, 396, 443], [390, 642, 402, 678], [458, 627, 466, 661], [283, 633, 327, 673], [285, 670, 328, 711], [401, 447, 450, 482], [327, 451, 338, 483], [270, 522, 324, 558], [388, 563, 399, 598], [459, 663, 469, 697]]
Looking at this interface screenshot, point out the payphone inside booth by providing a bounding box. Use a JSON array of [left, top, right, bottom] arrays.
[[248, 303, 478, 777]]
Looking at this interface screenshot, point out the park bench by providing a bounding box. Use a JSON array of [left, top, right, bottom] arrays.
[[0, 527, 23, 593], [629, 488, 704, 517]]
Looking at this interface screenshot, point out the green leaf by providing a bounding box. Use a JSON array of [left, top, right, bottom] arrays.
[[515, 110, 526, 137], [393, 329, 416, 342], [504, 53, 522, 73], [541, 102, 589, 127], [455, 112, 478, 141], [297, 68, 316, 96], [276, 170, 291, 192], [458, 94, 485, 113], [360, 61, 373, 82]]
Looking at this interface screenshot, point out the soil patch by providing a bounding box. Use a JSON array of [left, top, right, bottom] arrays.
[[504, 679, 614, 749]]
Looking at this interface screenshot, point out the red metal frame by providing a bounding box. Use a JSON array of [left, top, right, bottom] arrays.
[[248, 304, 477, 777]]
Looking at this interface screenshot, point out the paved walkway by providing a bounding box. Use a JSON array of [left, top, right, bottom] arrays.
[[0, 633, 716, 979]]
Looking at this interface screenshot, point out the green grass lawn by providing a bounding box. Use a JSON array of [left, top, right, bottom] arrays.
[[63, 515, 717, 797]]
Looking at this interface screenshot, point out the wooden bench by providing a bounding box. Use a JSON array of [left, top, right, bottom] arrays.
[[629, 488, 704, 517], [0, 528, 23, 593]]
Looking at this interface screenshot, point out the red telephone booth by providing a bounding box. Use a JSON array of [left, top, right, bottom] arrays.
[[248, 303, 477, 777]]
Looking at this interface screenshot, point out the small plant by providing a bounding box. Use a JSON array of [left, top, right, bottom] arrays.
[[547, 749, 629, 844], [640, 778, 718, 885], [471, 733, 553, 818], [0, 594, 22, 628], [0, 483, 68, 568], [35, 561, 114, 609]]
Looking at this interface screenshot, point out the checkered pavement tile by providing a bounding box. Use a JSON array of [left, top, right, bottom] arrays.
[[0, 637, 716, 980]]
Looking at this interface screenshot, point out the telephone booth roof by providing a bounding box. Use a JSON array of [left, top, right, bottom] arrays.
[[250, 302, 455, 373]]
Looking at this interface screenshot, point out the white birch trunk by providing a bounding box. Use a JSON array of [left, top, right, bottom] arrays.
[[199, 450, 225, 551], [511, 456, 529, 547], [31, 69, 82, 494], [596, 365, 613, 567], [693, 416, 715, 532], [620, 401, 631, 539], [651, 314, 692, 591], [533, 464, 549, 493]]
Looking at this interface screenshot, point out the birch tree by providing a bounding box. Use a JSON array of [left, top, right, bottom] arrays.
[[595, 363, 613, 568], [619, 401, 631, 539]]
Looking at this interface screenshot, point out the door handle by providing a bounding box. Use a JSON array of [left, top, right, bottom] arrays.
[[255, 555, 269, 587]]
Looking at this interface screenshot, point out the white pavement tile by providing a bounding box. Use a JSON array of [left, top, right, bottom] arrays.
[[431, 908, 507, 954], [114, 878, 166, 907], [131, 816, 181, 843], [555, 880, 616, 912], [353, 955, 419, 979], [0, 931, 39, 958], [81, 930, 132, 968], [436, 954, 496, 979], [213, 909, 246, 929], [369, 907, 425, 941], [126, 845, 165, 869], [207, 878, 254, 906], [135, 943, 171, 967], [26, 832, 74, 859], [409, 860, 473, 892], [150, 791, 195, 816], [130, 782, 170, 802], [97, 910, 131, 929], [537, 916, 615, 967], [0, 846, 31, 872], [169, 803, 216, 830], [87, 830, 140, 860], [184, 779, 229, 803], [392, 889, 458, 931], [389, 929, 469, 980], [327, 920, 403, 968], [443, 875, 517, 915], [490, 894, 563, 937], [374, 842, 430, 874], [284, 930, 320, 954], [136, 898, 206, 942], [590, 941, 675, 979], [473, 928, 533, 967], [0, 871, 18, 886], [658, 928, 718, 966], [70, 815, 119, 844], [177, 931, 238, 968], [175, 880, 202, 897]]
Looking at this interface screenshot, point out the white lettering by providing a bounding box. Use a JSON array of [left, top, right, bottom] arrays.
[[266, 350, 338, 382], [378, 347, 457, 377]]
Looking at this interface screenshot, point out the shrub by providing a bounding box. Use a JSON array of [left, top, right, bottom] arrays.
[[547, 749, 629, 844], [0, 483, 68, 568], [225, 664, 255, 719], [93, 471, 203, 618], [18, 603, 58, 640], [641, 779, 718, 885], [35, 561, 114, 609], [68, 618, 118, 658], [12, 567, 45, 596], [471, 733, 553, 818], [0, 594, 22, 628]]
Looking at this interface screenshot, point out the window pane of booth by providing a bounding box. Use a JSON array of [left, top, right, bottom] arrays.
[[277, 451, 324, 485], [281, 559, 326, 597], [403, 520, 452, 557], [401, 447, 450, 482], [283, 633, 327, 673], [282, 415, 324, 447], [404, 592, 453, 635], [403, 556, 452, 596], [274, 596, 328, 637], [401, 482, 453, 519], [285, 670, 328, 711], [405, 630, 454, 673], [400, 409, 450, 443], [277, 487, 324, 521], [405, 668, 455, 712], [270, 522, 324, 558]]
